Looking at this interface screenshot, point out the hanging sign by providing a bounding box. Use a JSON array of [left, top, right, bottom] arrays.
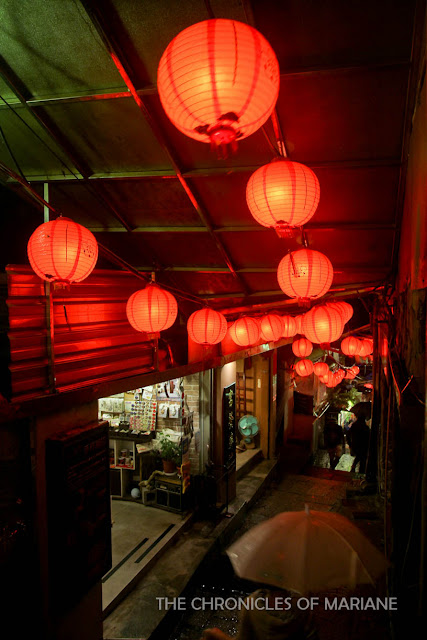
[[223, 383, 236, 470]]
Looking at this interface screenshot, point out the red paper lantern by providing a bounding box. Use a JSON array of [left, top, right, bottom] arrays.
[[326, 301, 353, 325], [359, 338, 373, 357], [345, 369, 357, 380], [260, 314, 284, 342], [157, 19, 280, 151], [319, 373, 330, 384], [335, 369, 346, 382], [365, 383, 373, 389], [295, 359, 314, 377], [351, 365, 360, 375], [341, 336, 362, 356], [281, 315, 297, 338], [326, 371, 338, 387], [302, 305, 343, 344], [277, 249, 334, 303], [292, 337, 313, 358], [27, 217, 98, 286], [229, 317, 260, 346], [294, 315, 305, 335], [246, 160, 320, 236], [187, 308, 227, 345], [126, 284, 178, 335], [314, 362, 329, 377]]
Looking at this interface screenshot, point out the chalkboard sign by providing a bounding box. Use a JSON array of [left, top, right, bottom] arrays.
[[46, 421, 111, 612], [293, 391, 314, 415], [223, 383, 236, 470]]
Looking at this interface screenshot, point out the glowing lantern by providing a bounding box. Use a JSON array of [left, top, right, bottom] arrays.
[[319, 374, 330, 384], [351, 365, 360, 375], [157, 19, 280, 153], [292, 337, 313, 358], [359, 338, 373, 357], [345, 369, 357, 380], [314, 362, 329, 377], [295, 359, 314, 377], [326, 301, 353, 325], [126, 284, 178, 336], [335, 369, 346, 382], [187, 308, 227, 345], [277, 249, 334, 303], [365, 383, 373, 389], [341, 336, 362, 356], [326, 371, 338, 387], [302, 305, 343, 344], [260, 314, 284, 342], [27, 217, 98, 286], [294, 315, 305, 334], [246, 159, 320, 237], [229, 317, 260, 346], [281, 315, 297, 338]]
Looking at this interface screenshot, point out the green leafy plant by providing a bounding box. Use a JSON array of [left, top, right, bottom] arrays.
[[153, 432, 181, 464]]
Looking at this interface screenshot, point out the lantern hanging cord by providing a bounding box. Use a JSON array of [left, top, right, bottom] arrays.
[[0, 123, 26, 181]]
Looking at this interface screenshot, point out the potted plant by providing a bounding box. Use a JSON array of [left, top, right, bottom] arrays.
[[153, 432, 181, 473]]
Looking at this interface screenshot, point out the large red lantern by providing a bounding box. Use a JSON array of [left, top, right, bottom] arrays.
[[341, 336, 362, 356], [126, 284, 178, 336], [260, 314, 283, 342], [229, 317, 260, 346], [27, 217, 98, 286], [295, 359, 314, 377], [187, 308, 227, 345], [281, 315, 297, 338], [277, 249, 334, 303], [157, 20, 280, 152], [246, 160, 320, 237], [326, 301, 353, 325], [292, 337, 313, 358], [314, 362, 329, 377], [302, 305, 343, 344], [359, 338, 373, 357], [326, 371, 338, 387]]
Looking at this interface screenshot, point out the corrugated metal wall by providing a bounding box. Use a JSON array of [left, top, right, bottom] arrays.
[[6, 266, 156, 401]]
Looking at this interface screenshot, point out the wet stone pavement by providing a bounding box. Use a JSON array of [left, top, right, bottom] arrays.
[[165, 465, 390, 640]]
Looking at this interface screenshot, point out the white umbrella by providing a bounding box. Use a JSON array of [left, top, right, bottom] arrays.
[[226, 506, 387, 594]]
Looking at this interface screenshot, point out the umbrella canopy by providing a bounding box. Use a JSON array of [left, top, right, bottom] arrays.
[[350, 401, 372, 418], [226, 507, 387, 594]]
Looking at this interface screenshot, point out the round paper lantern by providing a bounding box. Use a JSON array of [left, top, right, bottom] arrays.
[[157, 19, 280, 151], [281, 315, 297, 338], [126, 284, 178, 335], [277, 249, 334, 303], [187, 308, 227, 345], [294, 315, 305, 335], [326, 301, 353, 325], [341, 336, 362, 356], [326, 371, 338, 387], [229, 317, 260, 346], [359, 338, 373, 357], [260, 314, 284, 342], [365, 383, 373, 389], [27, 217, 98, 286], [302, 305, 343, 344], [335, 369, 346, 382], [246, 159, 320, 236], [295, 359, 314, 377], [345, 369, 357, 380], [319, 373, 330, 384], [292, 337, 313, 358], [313, 362, 329, 377], [351, 365, 360, 375]]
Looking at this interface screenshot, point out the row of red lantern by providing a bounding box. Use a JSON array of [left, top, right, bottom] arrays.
[[341, 336, 373, 357], [295, 359, 360, 384]]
